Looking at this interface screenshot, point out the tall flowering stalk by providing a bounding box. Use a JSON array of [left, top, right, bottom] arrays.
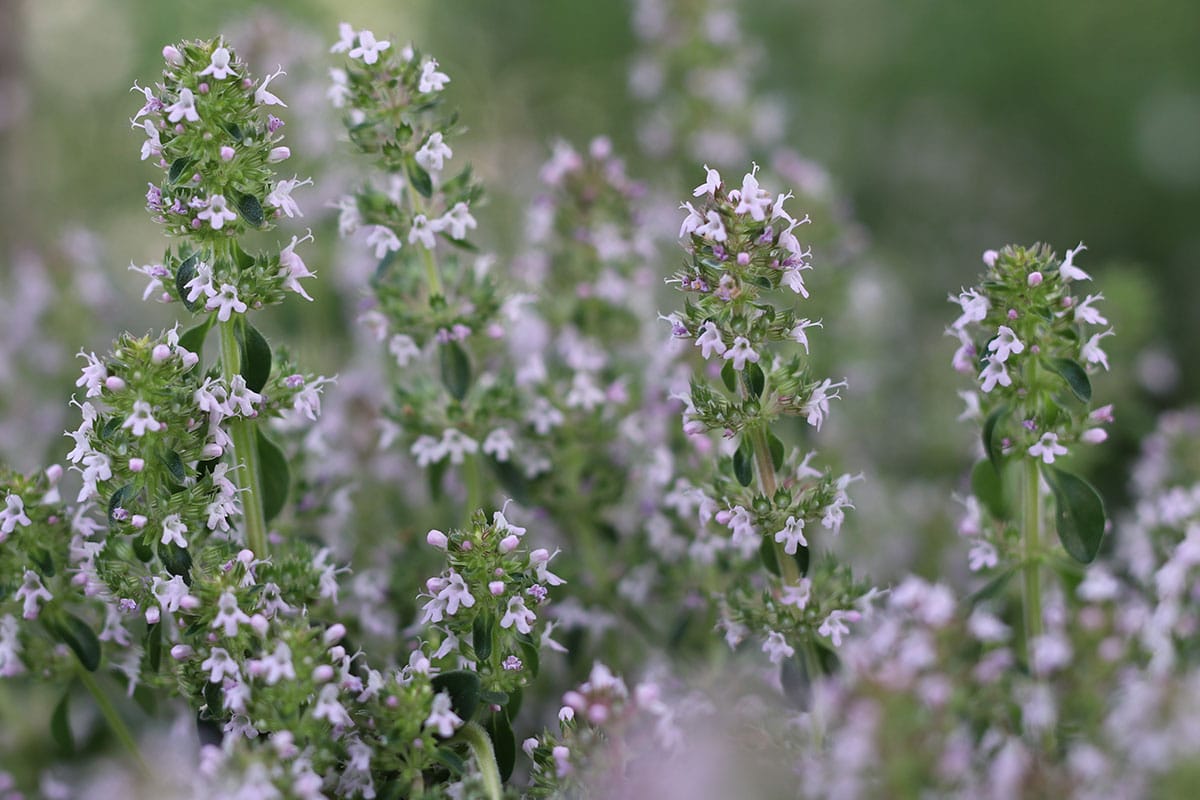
[[950, 243, 1111, 660], [667, 164, 873, 677]]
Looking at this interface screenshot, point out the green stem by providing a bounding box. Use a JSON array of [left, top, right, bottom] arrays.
[[455, 722, 503, 800], [464, 453, 484, 520], [219, 319, 269, 557], [409, 191, 444, 297], [1023, 458, 1043, 661], [78, 669, 149, 776], [749, 426, 802, 586]]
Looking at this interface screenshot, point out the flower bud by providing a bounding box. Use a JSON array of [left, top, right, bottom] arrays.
[[46, 464, 63, 483], [499, 534, 520, 553], [268, 146, 291, 163], [162, 45, 184, 66], [489, 580, 505, 595], [170, 644, 194, 660], [145, 607, 161, 624], [130, 514, 147, 529], [982, 249, 999, 267], [324, 624, 346, 646], [1081, 428, 1108, 444], [313, 664, 335, 683], [201, 443, 224, 459], [426, 529, 448, 549], [1027, 271, 1043, 286], [220, 146, 235, 162], [151, 343, 172, 363], [105, 376, 126, 392], [129, 457, 145, 473]]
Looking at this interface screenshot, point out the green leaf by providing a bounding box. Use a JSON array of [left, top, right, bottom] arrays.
[[1046, 357, 1092, 403], [967, 565, 1019, 606], [517, 633, 540, 678], [720, 359, 738, 393], [1043, 465, 1106, 563], [982, 405, 1008, 469], [107, 485, 134, 529], [406, 158, 434, 198], [439, 341, 471, 401], [733, 437, 755, 487], [236, 192, 265, 228], [161, 449, 188, 487], [176, 254, 201, 311], [434, 746, 466, 775], [239, 322, 272, 394], [232, 240, 255, 270], [970, 459, 1009, 521], [146, 621, 163, 673], [178, 317, 213, 362], [472, 614, 494, 663], [486, 708, 516, 782], [48, 612, 101, 671], [132, 534, 154, 563], [28, 545, 55, 577], [505, 686, 523, 720], [256, 429, 290, 524], [767, 432, 785, 472], [51, 690, 74, 753], [430, 670, 481, 726], [745, 361, 765, 399], [157, 538, 192, 581], [167, 156, 194, 184], [222, 121, 243, 142]]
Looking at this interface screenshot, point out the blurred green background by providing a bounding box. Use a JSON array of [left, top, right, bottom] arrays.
[[1, 0, 1195, 516]]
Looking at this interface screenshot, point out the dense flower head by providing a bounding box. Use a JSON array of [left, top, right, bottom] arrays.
[[949, 243, 1114, 467], [131, 38, 315, 314]]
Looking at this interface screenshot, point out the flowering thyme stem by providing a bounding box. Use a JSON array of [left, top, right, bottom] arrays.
[[78, 668, 149, 776], [218, 318, 270, 557], [409, 192, 445, 298], [453, 721, 502, 800], [1023, 458, 1043, 660], [749, 426, 802, 587]]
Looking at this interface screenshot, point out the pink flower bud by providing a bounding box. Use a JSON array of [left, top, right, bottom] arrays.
[[130, 514, 147, 529], [145, 607, 161, 624], [220, 146, 235, 162], [162, 45, 184, 66], [268, 146, 291, 163], [170, 644, 194, 659], [329, 645, 346, 661], [499, 535, 520, 553], [46, 464, 63, 483], [198, 82, 210, 94], [1027, 271, 1043, 286], [982, 249, 999, 267], [201, 443, 224, 459], [426, 529, 448, 549], [313, 664, 335, 683], [489, 581, 505, 596], [737, 252, 750, 265], [105, 375, 126, 392], [129, 457, 145, 473], [237, 549, 255, 564], [180, 594, 201, 611], [1082, 428, 1108, 444], [324, 624, 346, 646], [1090, 404, 1115, 424], [151, 344, 172, 363]]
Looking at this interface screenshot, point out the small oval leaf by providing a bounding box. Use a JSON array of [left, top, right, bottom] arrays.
[[406, 159, 434, 198], [472, 614, 494, 663], [439, 341, 471, 401], [1043, 465, 1106, 563], [745, 361, 765, 399], [732, 438, 754, 487], [767, 432, 785, 472], [239, 323, 272, 394], [720, 359, 738, 393], [236, 193, 265, 228], [157, 538, 193, 581], [256, 429, 290, 524], [50, 612, 101, 672], [176, 254, 201, 312], [51, 691, 74, 753], [168, 157, 194, 184], [970, 459, 1009, 521], [982, 405, 1008, 469], [1046, 358, 1092, 403], [430, 670, 481, 726]]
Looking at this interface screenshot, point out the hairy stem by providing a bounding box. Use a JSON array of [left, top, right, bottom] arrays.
[[1023, 458, 1043, 662], [219, 319, 269, 557], [455, 722, 503, 800], [749, 426, 802, 586], [78, 669, 149, 776]]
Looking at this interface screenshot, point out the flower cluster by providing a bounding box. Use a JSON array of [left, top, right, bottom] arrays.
[[666, 163, 874, 674]]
